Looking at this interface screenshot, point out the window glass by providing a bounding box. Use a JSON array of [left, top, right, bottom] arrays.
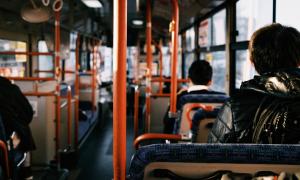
[[235, 50, 257, 88], [184, 52, 194, 78], [0, 39, 27, 77], [236, 0, 273, 41], [162, 47, 171, 77], [206, 51, 226, 93], [38, 40, 53, 77], [177, 35, 182, 78], [212, 9, 226, 45], [277, 0, 300, 30], [199, 18, 212, 47], [100, 47, 113, 82], [185, 27, 195, 51]]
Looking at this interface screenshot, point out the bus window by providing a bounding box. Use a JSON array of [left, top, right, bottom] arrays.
[[199, 19, 211, 48], [207, 52, 226, 93], [277, 0, 300, 30], [100, 47, 113, 82], [235, 50, 257, 88], [212, 9, 226, 46], [236, 0, 273, 41], [0, 39, 27, 77]]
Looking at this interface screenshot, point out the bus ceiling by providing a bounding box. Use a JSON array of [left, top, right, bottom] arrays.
[[0, 0, 226, 46]]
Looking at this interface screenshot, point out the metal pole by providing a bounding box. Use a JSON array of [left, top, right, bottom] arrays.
[[113, 0, 127, 179], [74, 33, 80, 148], [54, 11, 61, 162], [169, 0, 179, 115], [145, 0, 152, 132]]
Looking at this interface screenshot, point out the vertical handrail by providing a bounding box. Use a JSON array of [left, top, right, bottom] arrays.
[[134, 86, 140, 138], [54, 11, 61, 162], [113, 0, 127, 179], [74, 34, 80, 148], [145, 0, 152, 133], [169, 0, 179, 116], [67, 86, 72, 146], [0, 141, 10, 179], [91, 40, 97, 111], [156, 41, 163, 94]]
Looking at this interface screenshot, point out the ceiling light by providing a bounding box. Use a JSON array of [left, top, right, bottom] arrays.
[[81, 0, 102, 8], [132, 20, 143, 26]]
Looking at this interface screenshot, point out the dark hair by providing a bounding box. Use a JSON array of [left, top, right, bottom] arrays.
[[188, 60, 212, 85], [249, 23, 300, 74]]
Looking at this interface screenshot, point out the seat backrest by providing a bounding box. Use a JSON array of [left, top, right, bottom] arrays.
[[128, 143, 300, 180], [174, 94, 228, 136]]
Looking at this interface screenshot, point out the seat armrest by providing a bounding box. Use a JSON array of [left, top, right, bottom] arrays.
[[134, 133, 182, 150]]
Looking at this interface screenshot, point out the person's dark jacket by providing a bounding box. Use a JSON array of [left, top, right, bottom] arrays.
[[208, 68, 300, 143], [0, 76, 36, 151]]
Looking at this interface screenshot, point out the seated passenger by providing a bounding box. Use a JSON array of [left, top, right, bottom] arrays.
[[208, 23, 300, 143], [0, 76, 35, 179], [164, 60, 224, 133]]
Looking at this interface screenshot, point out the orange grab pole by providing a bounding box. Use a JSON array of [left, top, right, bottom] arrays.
[[134, 88, 140, 138], [169, 0, 179, 115], [0, 141, 10, 178], [0, 51, 53, 56], [145, 0, 152, 133], [74, 34, 80, 148], [113, 0, 127, 179], [133, 133, 182, 150], [54, 11, 61, 161], [158, 44, 163, 94], [67, 86, 72, 146], [186, 104, 214, 128]]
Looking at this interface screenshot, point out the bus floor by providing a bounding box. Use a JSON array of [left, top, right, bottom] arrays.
[[72, 102, 135, 180]]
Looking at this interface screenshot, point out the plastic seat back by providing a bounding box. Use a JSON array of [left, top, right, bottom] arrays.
[[174, 94, 228, 137]]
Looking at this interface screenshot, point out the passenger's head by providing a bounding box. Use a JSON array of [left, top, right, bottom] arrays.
[[188, 60, 212, 85], [249, 23, 300, 74]]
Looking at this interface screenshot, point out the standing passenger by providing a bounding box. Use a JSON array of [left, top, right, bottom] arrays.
[[208, 24, 300, 143]]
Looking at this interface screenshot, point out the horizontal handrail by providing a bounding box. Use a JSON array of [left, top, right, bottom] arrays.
[[0, 51, 53, 56], [23, 92, 56, 96], [186, 103, 214, 128], [151, 93, 170, 97], [6, 77, 55, 81], [134, 133, 182, 150], [151, 78, 189, 83]]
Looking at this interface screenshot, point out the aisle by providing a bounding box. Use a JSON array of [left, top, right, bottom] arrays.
[[76, 103, 134, 180]]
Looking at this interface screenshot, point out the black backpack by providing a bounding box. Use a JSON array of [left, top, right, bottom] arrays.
[[252, 95, 300, 144]]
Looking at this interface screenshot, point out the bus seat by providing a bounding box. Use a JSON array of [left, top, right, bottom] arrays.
[[150, 96, 170, 133], [190, 107, 220, 143], [174, 94, 228, 137], [128, 143, 300, 180]]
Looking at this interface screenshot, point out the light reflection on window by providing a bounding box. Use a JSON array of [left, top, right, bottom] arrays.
[[235, 50, 257, 88]]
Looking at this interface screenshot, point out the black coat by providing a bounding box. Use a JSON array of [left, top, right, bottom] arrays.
[[0, 76, 36, 151], [208, 68, 300, 143]]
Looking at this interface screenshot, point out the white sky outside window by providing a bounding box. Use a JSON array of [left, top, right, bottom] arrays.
[[277, 0, 300, 30], [236, 0, 272, 41], [212, 9, 226, 45]]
